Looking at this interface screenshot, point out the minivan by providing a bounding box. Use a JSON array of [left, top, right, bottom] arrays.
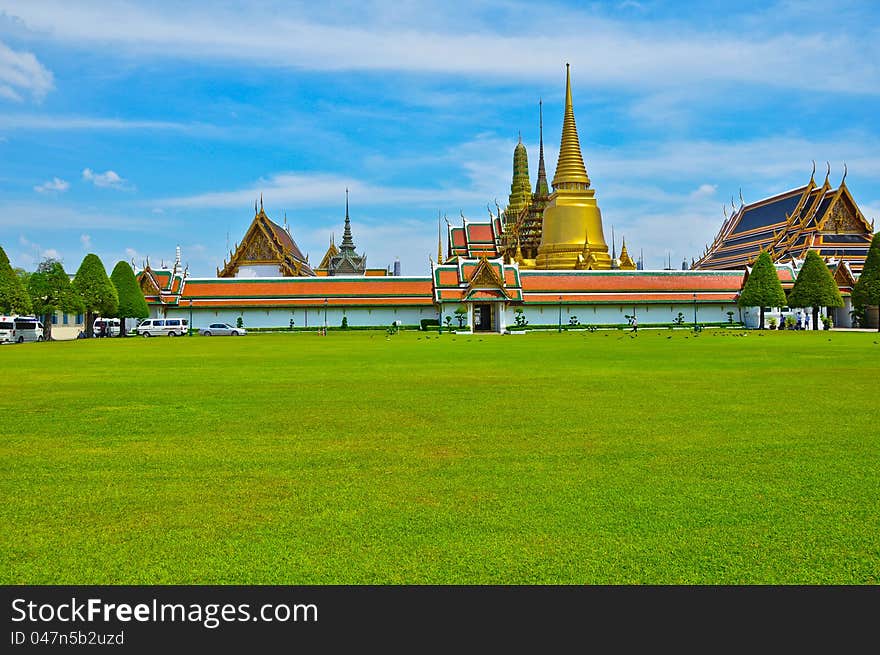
[[93, 317, 121, 337], [0, 316, 45, 343], [135, 318, 189, 337]]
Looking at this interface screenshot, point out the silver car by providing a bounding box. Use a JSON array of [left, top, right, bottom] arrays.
[[199, 322, 246, 336]]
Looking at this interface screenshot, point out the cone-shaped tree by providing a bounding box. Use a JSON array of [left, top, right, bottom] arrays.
[[737, 251, 786, 329], [71, 254, 118, 337], [27, 258, 84, 340], [787, 250, 844, 330], [0, 245, 32, 315], [110, 261, 149, 337], [852, 233, 880, 332]]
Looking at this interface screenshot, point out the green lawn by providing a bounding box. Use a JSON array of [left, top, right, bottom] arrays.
[[1, 328, 878, 584]]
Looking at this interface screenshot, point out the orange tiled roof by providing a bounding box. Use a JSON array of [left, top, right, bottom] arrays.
[[519, 270, 745, 293], [180, 277, 433, 306]]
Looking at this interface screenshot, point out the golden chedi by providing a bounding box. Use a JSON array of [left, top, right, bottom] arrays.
[[536, 64, 611, 270]]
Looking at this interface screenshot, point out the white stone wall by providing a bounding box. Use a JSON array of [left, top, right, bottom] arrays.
[[504, 302, 739, 328], [163, 305, 438, 330], [235, 264, 284, 278]]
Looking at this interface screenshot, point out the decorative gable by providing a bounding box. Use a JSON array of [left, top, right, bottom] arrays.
[[139, 270, 161, 295], [468, 258, 505, 288]]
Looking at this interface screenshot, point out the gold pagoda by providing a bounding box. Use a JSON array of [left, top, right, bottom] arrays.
[[535, 64, 612, 270]]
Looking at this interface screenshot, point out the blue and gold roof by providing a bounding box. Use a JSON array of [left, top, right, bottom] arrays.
[[695, 170, 874, 275]]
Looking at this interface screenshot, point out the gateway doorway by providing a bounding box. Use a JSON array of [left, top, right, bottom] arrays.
[[473, 304, 494, 332]]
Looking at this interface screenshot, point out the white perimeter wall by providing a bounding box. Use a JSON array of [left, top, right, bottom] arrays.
[[161, 305, 437, 329], [153, 302, 745, 329], [499, 302, 738, 327]]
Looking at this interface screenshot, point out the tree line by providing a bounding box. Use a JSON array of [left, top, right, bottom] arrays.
[[0, 245, 149, 339], [737, 236, 880, 331]]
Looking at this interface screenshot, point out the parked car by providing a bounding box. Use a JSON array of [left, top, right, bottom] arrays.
[[135, 318, 189, 337], [199, 323, 246, 336], [0, 315, 44, 343]]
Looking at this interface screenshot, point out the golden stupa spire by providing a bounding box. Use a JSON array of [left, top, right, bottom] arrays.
[[552, 63, 590, 190]]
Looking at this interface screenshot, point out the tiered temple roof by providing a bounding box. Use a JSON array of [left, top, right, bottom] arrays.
[[694, 166, 874, 275], [447, 213, 503, 260], [322, 190, 367, 275], [218, 198, 314, 277]]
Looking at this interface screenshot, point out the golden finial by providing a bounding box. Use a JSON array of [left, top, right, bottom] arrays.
[[739, 188, 745, 206], [552, 63, 591, 190], [842, 162, 847, 184], [260, 193, 263, 212], [437, 211, 443, 265], [824, 161, 831, 186], [810, 160, 816, 184]]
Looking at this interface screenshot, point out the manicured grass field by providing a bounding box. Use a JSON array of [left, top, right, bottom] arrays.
[[1, 328, 878, 584]]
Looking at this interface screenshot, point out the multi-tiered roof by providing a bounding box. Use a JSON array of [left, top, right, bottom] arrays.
[[695, 166, 874, 275]]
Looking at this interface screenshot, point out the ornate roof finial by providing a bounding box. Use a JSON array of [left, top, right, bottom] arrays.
[[810, 160, 816, 184], [437, 211, 443, 265], [842, 162, 847, 184], [739, 188, 745, 206], [254, 198, 258, 215], [260, 193, 263, 212], [518, 130, 522, 143], [731, 196, 736, 212], [552, 64, 591, 190], [722, 204, 728, 219], [824, 161, 831, 186]]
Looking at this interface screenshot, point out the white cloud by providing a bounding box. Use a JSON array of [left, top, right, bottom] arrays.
[[689, 184, 717, 199], [1, 1, 877, 95], [0, 202, 163, 231], [0, 39, 54, 102], [33, 176, 69, 193], [160, 172, 487, 210], [80, 233, 91, 248], [0, 114, 191, 131], [82, 167, 126, 188]]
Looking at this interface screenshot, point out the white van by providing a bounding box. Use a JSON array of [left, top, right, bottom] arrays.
[[93, 317, 121, 337], [135, 318, 189, 337], [0, 315, 44, 344]]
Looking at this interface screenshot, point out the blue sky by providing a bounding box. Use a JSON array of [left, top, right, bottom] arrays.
[[1, 0, 878, 276]]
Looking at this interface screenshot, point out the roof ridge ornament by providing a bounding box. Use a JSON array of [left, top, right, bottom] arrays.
[[824, 161, 831, 187], [842, 162, 847, 184], [810, 160, 816, 184]]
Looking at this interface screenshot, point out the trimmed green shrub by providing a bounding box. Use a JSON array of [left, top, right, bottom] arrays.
[[852, 232, 880, 332], [0, 245, 32, 315], [110, 261, 149, 337], [71, 254, 118, 337], [738, 251, 786, 329], [787, 250, 844, 330]]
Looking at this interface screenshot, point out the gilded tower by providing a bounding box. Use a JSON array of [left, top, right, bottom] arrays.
[[536, 64, 610, 270], [507, 135, 532, 218]]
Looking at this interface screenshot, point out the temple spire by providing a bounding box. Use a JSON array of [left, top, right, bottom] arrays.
[[552, 64, 591, 190], [535, 99, 549, 196], [340, 188, 355, 252], [507, 131, 532, 217], [437, 211, 443, 265]]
